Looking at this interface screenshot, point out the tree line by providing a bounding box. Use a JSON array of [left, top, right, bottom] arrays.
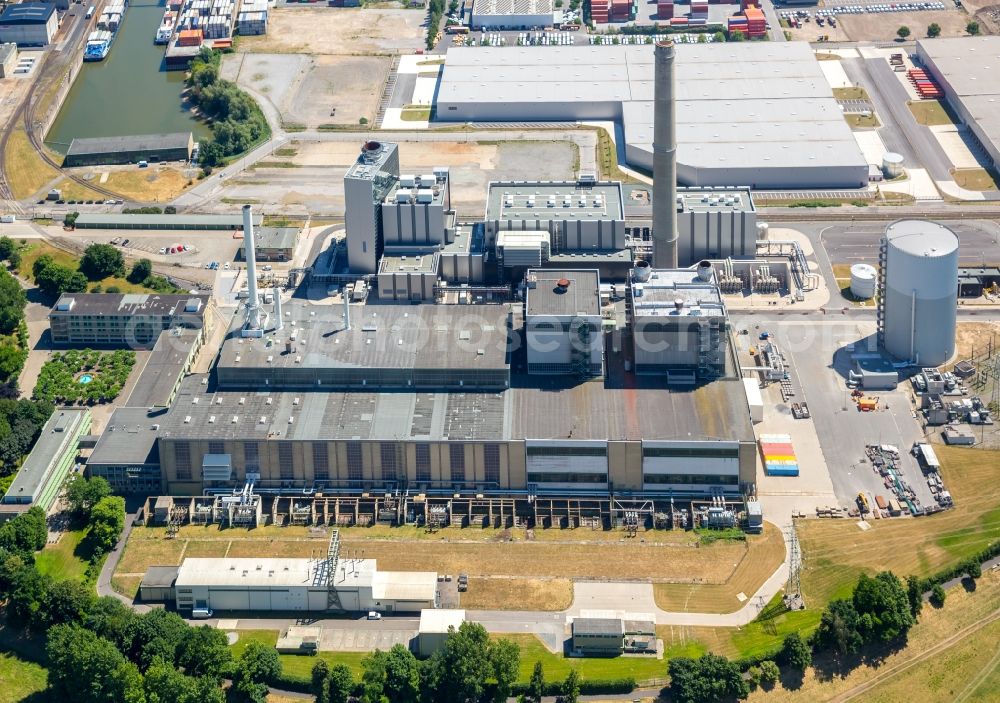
[[186, 48, 270, 169], [0, 241, 29, 394]]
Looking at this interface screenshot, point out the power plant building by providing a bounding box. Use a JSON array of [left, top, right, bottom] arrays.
[[345, 141, 401, 274], [435, 42, 868, 188], [877, 220, 958, 367]]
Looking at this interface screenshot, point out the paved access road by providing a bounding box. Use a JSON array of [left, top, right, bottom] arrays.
[[818, 220, 1000, 266]]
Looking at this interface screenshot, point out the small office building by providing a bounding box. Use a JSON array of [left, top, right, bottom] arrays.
[[0, 409, 91, 521], [0, 3, 57, 47], [417, 609, 466, 656]]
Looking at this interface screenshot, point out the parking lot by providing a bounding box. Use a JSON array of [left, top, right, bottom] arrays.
[[784, 1, 973, 40], [67, 229, 245, 272]]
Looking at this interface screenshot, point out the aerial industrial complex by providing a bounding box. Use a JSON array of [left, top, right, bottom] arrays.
[[5, 0, 1000, 695]]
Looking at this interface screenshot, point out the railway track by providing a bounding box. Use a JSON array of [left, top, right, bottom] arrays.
[[760, 209, 1000, 222], [0, 10, 126, 205]]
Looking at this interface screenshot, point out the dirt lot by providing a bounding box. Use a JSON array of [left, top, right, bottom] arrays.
[[59, 164, 198, 203], [459, 577, 574, 611], [238, 7, 426, 55], [211, 139, 578, 216], [835, 9, 975, 40], [223, 53, 390, 128]]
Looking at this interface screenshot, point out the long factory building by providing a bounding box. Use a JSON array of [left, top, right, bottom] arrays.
[[90, 268, 756, 497], [435, 42, 868, 189]]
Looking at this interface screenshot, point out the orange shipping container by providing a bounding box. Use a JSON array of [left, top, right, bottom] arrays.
[[178, 29, 203, 46]]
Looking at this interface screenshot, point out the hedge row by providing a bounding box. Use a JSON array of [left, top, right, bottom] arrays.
[[270, 671, 636, 698], [510, 676, 636, 696]]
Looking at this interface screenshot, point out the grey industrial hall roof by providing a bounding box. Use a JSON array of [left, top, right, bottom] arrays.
[[125, 328, 200, 408], [572, 618, 625, 635], [472, 0, 554, 16], [437, 42, 866, 176], [3, 409, 88, 503], [526, 269, 601, 317], [218, 302, 510, 373], [88, 407, 162, 466], [50, 293, 209, 319], [917, 37, 1000, 161], [486, 182, 624, 222], [254, 227, 298, 251], [155, 356, 753, 444], [65, 132, 192, 157], [0, 3, 55, 24]]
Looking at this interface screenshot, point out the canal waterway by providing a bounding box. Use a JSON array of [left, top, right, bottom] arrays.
[[46, 0, 211, 154]]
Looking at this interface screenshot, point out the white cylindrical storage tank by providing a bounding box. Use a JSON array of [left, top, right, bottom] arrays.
[[849, 263, 878, 300], [756, 221, 769, 241], [882, 152, 905, 178], [879, 220, 958, 367]]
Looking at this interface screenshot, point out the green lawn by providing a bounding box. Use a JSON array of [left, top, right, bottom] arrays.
[[231, 629, 672, 687], [0, 652, 48, 702], [500, 634, 669, 686], [230, 630, 367, 684], [34, 527, 91, 582]]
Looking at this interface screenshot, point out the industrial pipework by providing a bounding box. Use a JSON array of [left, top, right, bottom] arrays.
[[653, 39, 678, 270]]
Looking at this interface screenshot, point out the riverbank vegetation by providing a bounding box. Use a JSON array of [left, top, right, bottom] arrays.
[[186, 47, 270, 169]]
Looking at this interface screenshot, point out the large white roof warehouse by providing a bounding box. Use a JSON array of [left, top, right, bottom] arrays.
[[435, 42, 868, 189]]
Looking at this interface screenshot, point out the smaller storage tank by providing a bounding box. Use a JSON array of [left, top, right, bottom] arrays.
[[882, 152, 905, 178], [850, 263, 878, 299]]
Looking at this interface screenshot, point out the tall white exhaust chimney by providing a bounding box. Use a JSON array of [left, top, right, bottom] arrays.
[[273, 286, 283, 331], [241, 205, 262, 334], [653, 40, 679, 270]]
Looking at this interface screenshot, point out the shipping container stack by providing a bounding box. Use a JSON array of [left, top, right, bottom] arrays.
[[591, 0, 610, 23], [237, 0, 268, 35], [743, 5, 766, 37], [610, 0, 631, 22], [727, 14, 747, 36], [657, 0, 674, 19], [690, 0, 708, 17]]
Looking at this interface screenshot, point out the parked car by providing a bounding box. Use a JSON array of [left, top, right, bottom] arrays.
[[367, 611, 382, 620], [121, 239, 129, 246], [224, 262, 231, 270], [159, 247, 166, 254]]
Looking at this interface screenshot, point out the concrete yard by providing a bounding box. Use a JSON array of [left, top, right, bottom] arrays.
[[762, 321, 936, 511], [223, 53, 391, 128], [237, 7, 426, 55]]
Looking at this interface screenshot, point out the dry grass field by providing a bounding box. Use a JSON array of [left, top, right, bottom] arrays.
[[459, 577, 573, 612], [653, 523, 786, 613], [799, 446, 1000, 606], [3, 129, 59, 200], [335, 538, 747, 582], [115, 521, 775, 609]]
